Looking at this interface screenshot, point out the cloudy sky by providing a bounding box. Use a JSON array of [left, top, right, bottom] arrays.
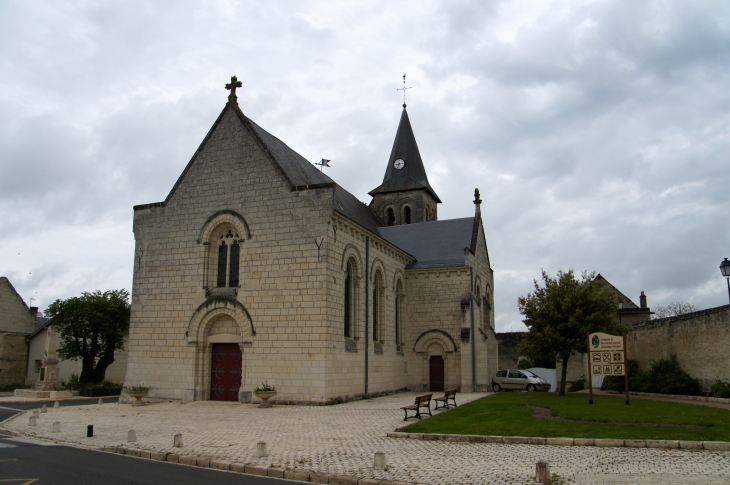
[[2, 1, 729, 331]]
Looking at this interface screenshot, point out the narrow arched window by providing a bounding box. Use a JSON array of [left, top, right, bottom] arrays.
[[425, 206, 430, 221], [229, 241, 240, 287], [372, 272, 381, 341], [344, 261, 352, 338], [404, 206, 411, 224], [386, 208, 395, 226], [217, 243, 228, 287], [395, 281, 402, 345]]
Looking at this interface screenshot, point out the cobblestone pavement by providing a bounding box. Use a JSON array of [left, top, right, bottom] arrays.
[[2, 392, 729, 485]]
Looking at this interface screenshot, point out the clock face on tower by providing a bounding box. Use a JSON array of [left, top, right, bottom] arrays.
[[394, 159, 405, 169]]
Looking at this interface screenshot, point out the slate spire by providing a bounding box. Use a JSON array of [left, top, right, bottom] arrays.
[[368, 107, 441, 203]]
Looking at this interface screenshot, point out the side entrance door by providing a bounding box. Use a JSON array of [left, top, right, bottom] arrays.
[[429, 355, 444, 392], [211, 343, 242, 401]]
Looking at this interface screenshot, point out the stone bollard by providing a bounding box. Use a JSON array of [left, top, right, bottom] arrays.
[[173, 433, 183, 447], [98, 398, 104, 405], [373, 451, 387, 470], [535, 460, 551, 484], [28, 416, 36, 426], [41, 404, 47, 413], [54, 401, 60, 409], [128, 430, 137, 442], [33, 410, 40, 419], [52, 422, 61, 433], [257, 441, 268, 457]]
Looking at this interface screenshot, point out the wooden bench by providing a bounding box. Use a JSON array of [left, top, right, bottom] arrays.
[[401, 394, 432, 421], [433, 389, 457, 410]]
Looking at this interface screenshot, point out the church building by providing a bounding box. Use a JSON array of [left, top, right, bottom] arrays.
[[123, 77, 498, 404]]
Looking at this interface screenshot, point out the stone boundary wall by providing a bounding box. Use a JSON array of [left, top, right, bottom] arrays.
[[628, 305, 730, 391]]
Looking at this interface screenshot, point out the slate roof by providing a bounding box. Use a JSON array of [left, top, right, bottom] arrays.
[[369, 108, 441, 203], [247, 117, 333, 189], [377, 217, 475, 268]]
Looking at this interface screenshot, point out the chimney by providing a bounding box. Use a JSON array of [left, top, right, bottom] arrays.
[[29, 307, 39, 317], [639, 291, 647, 309]]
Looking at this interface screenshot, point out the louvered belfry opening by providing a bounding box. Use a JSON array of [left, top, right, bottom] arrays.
[[214, 226, 241, 289]]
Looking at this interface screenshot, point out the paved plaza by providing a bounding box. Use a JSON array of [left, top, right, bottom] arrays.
[[2, 392, 730, 485]]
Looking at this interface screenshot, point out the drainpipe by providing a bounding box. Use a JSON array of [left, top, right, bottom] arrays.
[[364, 236, 370, 397], [470, 266, 476, 392]]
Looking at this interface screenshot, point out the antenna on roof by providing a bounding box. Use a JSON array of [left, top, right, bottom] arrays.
[[397, 73, 411, 108], [315, 159, 331, 172]]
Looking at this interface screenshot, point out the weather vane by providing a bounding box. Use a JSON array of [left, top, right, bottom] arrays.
[[397, 73, 411, 107], [315, 159, 331, 171]]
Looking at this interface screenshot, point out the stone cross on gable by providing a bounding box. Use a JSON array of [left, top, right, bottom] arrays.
[[226, 76, 243, 104], [473, 188, 482, 214]]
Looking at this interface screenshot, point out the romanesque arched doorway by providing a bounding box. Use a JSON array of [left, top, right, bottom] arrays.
[[429, 355, 444, 392], [210, 343, 242, 401]]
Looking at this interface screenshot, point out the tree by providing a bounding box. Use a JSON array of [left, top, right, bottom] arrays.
[[518, 270, 626, 395], [44, 289, 130, 384], [653, 301, 698, 319]]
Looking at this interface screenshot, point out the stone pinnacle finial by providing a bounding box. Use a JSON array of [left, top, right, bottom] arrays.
[[225, 75, 243, 105], [474, 188, 482, 214]]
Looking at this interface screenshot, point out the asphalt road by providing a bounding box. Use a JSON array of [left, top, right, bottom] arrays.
[[0, 401, 288, 485]]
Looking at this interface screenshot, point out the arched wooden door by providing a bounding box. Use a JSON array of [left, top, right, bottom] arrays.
[[211, 343, 242, 401], [429, 355, 444, 392]]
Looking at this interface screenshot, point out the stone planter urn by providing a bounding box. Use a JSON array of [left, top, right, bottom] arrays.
[[126, 388, 149, 406], [254, 390, 277, 408]]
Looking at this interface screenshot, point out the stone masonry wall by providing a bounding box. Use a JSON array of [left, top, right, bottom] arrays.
[[126, 106, 333, 403], [0, 277, 35, 386], [0, 278, 36, 334], [627, 305, 730, 391], [324, 214, 412, 400]]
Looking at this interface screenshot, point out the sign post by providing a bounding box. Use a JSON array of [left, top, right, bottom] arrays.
[[587, 332, 630, 405], [586, 333, 593, 405]]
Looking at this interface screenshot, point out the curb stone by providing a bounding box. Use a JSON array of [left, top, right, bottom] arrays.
[[387, 431, 730, 450], [210, 460, 230, 470], [329, 475, 358, 485], [268, 468, 285, 478]]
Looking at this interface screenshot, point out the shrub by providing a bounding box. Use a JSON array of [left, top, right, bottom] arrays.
[[711, 381, 730, 398], [602, 357, 699, 396], [60, 374, 82, 391], [646, 355, 701, 396], [568, 379, 585, 392]]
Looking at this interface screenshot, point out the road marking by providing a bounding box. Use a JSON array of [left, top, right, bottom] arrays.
[[0, 442, 18, 448], [0, 481, 39, 485]]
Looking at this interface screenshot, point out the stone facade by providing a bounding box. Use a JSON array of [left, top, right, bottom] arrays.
[[123, 86, 496, 404], [0, 277, 36, 387]]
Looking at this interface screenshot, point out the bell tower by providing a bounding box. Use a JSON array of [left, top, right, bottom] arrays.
[[369, 106, 440, 226]]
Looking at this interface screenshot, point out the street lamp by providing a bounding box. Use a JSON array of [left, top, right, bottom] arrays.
[[720, 258, 730, 304]]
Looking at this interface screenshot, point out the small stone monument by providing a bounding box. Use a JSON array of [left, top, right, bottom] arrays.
[[373, 451, 387, 470], [28, 416, 36, 426], [52, 422, 61, 433], [173, 433, 183, 447], [128, 430, 137, 442], [98, 398, 104, 405], [535, 460, 551, 484], [54, 401, 60, 409], [41, 404, 47, 413], [33, 410, 39, 419], [257, 441, 268, 457]]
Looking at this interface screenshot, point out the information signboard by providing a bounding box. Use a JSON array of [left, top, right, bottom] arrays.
[[586, 332, 629, 405]]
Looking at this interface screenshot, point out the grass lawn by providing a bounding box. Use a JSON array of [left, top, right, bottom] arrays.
[[400, 392, 730, 441]]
